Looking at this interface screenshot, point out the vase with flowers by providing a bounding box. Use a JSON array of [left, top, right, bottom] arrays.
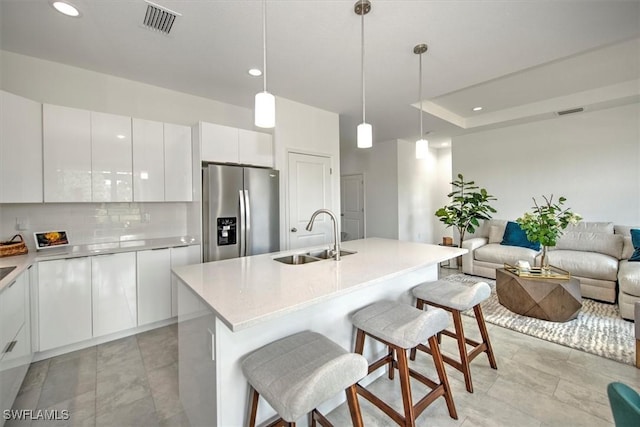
[[516, 195, 582, 272]]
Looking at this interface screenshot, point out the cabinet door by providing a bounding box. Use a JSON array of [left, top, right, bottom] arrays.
[[238, 129, 273, 167], [92, 252, 137, 337], [0, 91, 43, 203], [0, 271, 27, 360], [38, 258, 92, 351], [43, 104, 92, 202], [200, 122, 238, 163], [171, 245, 201, 317], [137, 248, 172, 326], [132, 118, 165, 201], [164, 123, 193, 201], [91, 112, 133, 202]]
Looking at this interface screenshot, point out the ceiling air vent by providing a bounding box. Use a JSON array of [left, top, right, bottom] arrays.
[[143, 1, 181, 35], [556, 107, 584, 116]]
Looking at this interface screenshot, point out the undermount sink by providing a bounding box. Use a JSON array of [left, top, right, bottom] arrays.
[[0, 266, 17, 281], [274, 254, 321, 265], [305, 249, 357, 259]]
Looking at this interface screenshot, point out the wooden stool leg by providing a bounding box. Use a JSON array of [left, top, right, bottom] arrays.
[[452, 310, 473, 393], [474, 304, 497, 369], [346, 384, 364, 427], [428, 335, 458, 419], [396, 348, 416, 427], [354, 329, 366, 355], [388, 346, 395, 379], [247, 386, 260, 427]]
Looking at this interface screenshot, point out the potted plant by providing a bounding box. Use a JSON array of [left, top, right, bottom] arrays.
[[516, 195, 582, 269], [435, 174, 497, 247]]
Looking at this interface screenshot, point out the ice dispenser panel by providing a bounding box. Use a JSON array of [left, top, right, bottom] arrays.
[[217, 217, 237, 246]]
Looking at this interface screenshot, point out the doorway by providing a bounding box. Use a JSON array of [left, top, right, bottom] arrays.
[[340, 174, 365, 241]]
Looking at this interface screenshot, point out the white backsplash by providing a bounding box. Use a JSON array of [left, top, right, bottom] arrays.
[[0, 202, 194, 250]]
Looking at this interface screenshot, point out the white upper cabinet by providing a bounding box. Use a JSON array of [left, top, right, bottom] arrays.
[[43, 104, 92, 202], [238, 129, 273, 168], [0, 91, 43, 203], [199, 122, 273, 167], [164, 123, 193, 202], [91, 112, 133, 202], [132, 118, 165, 202]]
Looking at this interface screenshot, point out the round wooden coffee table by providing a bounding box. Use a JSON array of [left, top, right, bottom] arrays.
[[495, 268, 582, 322]]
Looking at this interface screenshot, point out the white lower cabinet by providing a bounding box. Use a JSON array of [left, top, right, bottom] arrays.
[[171, 245, 201, 317], [137, 248, 172, 326], [92, 252, 137, 337], [38, 258, 92, 352], [0, 269, 32, 424]]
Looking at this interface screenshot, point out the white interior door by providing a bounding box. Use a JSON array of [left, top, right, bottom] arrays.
[[287, 152, 333, 249], [341, 174, 365, 241]]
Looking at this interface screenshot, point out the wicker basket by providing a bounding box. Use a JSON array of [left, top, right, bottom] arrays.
[[0, 234, 28, 257]]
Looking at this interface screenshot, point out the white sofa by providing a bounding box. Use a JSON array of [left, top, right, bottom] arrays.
[[462, 220, 640, 319]]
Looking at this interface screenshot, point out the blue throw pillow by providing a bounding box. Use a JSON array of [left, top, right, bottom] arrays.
[[501, 221, 541, 251], [630, 229, 640, 261]]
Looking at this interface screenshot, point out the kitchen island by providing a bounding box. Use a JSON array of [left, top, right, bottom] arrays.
[[172, 237, 466, 426]]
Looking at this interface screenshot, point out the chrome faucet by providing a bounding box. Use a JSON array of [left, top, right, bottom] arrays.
[[305, 209, 341, 260]]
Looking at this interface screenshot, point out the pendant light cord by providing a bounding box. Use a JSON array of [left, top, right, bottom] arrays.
[[419, 51, 423, 138], [361, 0, 366, 124], [262, 0, 267, 93]]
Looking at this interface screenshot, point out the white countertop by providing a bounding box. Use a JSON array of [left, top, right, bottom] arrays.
[[172, 238, 467, 332], [0, 236, 200, 294]]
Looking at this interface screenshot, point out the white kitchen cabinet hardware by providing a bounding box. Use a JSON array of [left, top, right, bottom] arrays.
[[198, 122, 273, 167], [132, 118, 165, 201], [0, 91, 43, 203], [38, 258, 92, 351], [92, 252, 137, 337], [170, 245, 201, 317], [43, 104, 92, 202], [91, 111, 133, 202], [137, 248, 172, 325], [164, 123, 193, 201]]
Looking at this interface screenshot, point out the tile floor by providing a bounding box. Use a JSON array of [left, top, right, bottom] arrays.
[[7, 268, 640, 427]]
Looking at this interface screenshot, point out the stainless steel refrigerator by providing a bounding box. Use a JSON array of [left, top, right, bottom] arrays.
[[202, 164, 279, 262]]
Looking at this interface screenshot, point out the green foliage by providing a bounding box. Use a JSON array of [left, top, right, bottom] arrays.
[[516, 195, 582, 247], [435, 174, 497, 246]]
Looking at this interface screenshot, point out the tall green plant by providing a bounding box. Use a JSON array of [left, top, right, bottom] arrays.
[[435, 174, 497, 247]]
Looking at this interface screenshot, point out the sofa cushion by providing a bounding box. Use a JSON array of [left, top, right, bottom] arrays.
[[488, 225, 504, 244], [554, 231, 624, 259], [501, 221, 540, 250], [618, 260, 640, 297], [630, 229, 640, 261], [622, 236, 634, 260], [475, 243, 538, 266], [566, 222, 614, 234], [546, 250, 619, 282]]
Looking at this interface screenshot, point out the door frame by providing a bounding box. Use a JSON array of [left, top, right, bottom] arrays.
[[284, 148, 336, 250]]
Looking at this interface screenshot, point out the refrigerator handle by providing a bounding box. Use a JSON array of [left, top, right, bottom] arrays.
[[239, 190, 246, 257], [244, 190, 251, 255]]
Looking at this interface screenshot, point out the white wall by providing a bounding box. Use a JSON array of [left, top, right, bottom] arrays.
[[341, 138, 452, 243], [274, 97, 341, 249], [452, 103, 640, 225]]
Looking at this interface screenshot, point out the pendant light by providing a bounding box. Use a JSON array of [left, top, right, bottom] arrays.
[[255, 0, 275, 128], [355, 0, 372, 148], [414, 43, 429, 159]]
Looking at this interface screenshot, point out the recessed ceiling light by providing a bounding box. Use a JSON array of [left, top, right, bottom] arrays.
[[472, 106, 483, 112], [51, 1, 81, 17], [248, 68, 262, 77]]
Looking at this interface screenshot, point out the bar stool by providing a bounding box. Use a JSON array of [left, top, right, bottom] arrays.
[[411, 280, 497, 393], [241, 331, 368, 427], [351, 300, 457, 427]]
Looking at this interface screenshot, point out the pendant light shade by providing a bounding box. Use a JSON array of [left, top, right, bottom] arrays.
[[414, 43, 428, 159], [255, 0, 275, 128], [357, 123, 372, 148], [355, 0, 372, 148], [255, 91, 275, 128]]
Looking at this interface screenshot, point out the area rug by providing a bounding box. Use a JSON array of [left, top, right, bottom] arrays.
[[441, 274, 635, 366]]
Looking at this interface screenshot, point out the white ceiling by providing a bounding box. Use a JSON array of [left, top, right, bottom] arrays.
[[1, 0, 639, 146]]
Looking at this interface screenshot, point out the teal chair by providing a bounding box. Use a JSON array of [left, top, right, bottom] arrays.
[[608, 382, 640, 426]]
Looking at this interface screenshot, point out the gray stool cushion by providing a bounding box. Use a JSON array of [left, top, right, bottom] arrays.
[[241, 331, 368, 422], [413, 280, 491, 311], [351, 300, 448, 349]]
